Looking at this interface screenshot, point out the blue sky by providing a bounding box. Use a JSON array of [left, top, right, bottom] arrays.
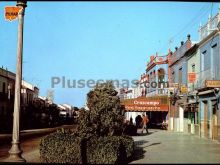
[[0, 2, 219, 107]]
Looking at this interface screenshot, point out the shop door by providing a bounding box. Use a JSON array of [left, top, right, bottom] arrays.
[[204, 101, 208, 138], [212, 103, 218, 140]]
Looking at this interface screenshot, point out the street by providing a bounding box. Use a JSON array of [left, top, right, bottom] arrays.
[[131, 129, 220, 164], [1, 128, 220, 163], [0, 125, 76, 162]]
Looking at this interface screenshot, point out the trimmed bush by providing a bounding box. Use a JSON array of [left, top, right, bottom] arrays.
[[119, 135, 135, 159], [39, 82, 135, 164], [39, 132, 83, 163], [86, 136, 123, 164], [86, 135, 134, 164]]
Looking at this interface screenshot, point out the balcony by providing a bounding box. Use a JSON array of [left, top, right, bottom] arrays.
[[195, 68, 213, 89], [200, 13, 219, 41], [146, 88, 169, 97]]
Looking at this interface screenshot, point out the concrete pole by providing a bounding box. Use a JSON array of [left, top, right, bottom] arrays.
[[5, 1, 27, 162]]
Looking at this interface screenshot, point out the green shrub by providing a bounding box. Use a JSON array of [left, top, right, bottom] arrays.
[[78, 82, 125, 137], [86, 136, 122, 164], [86, 135, 134, 164], [39, 82, 135, 164], [119, 135, 135, 159], [39, 132, 83, 164]]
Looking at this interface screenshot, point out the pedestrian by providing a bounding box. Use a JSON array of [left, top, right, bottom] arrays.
[[135, 115, 142, 128], [130, 117, 133, 125], [142, 114, 149, 134]]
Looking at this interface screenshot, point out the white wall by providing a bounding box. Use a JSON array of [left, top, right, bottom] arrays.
[[179, 106, 184, 132]]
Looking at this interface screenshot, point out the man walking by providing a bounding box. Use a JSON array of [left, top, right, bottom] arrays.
[[142, 114, 149, 134]]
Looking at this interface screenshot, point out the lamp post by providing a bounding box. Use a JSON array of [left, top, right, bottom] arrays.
[[5, 0, 27, 162]]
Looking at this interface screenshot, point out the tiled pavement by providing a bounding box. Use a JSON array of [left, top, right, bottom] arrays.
[[131, 129, 220, 164]]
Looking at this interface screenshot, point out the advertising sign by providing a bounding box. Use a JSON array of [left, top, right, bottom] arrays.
[[205, 80, 220, 88], [5, 6, 22, 21], [121, 96, 169, 112], [188, 72, 196, 83]]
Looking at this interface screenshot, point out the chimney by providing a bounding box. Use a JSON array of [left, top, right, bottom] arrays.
[[175, 47, 178, 51], [181, 41, 184, 46], [187, 34, 191, 40]]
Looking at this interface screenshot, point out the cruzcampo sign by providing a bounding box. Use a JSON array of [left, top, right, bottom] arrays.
[[121, 96, 169, 112], [4, 6, 22, 21]]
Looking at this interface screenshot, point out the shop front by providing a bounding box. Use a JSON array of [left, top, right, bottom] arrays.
[[121, 95, 169, 129]]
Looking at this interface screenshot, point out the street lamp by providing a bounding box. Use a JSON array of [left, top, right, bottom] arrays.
[[4, 0, 27, 162]]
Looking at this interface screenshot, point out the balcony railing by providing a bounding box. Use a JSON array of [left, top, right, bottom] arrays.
[[200, 13, 219, 41], [194, 68, 213, 89]]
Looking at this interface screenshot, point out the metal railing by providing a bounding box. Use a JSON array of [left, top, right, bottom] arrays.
[[200, 13, 219, 41]]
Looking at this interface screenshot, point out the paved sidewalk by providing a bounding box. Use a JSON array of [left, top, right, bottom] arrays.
[[131, 129, 220, 164]]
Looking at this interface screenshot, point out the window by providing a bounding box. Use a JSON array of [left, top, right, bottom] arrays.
[[192, 64, 195, 72], [202, 50, 210, 71], [178, 67, 182, 84], [211, 43, 218, 79], [172, 71, 175, 83]]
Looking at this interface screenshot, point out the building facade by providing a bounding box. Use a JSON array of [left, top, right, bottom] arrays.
[[196, 12, 220, 140], [120, 52, 170, 128], [168, 11, 220, 143], [168, 34, 193, 132]]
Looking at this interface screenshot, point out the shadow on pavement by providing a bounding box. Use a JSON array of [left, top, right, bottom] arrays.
[[143, 142, 161, 148], [136, 131, 156, 136], [134, 140, 149, 146], [126, 139, 148, 163], [130, 146, 146, 162]]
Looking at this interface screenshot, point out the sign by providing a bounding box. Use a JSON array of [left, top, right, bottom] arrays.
[[121, 96, 169, 112], [188, 72, 196, 83], [4, 6, 22, 21], [125, 105, 169, 111], [205, 80, 220, 88], [169, 83, 179, 88], [181, 86, 188, 93]]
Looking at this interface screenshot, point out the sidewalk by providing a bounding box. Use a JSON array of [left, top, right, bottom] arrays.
[[131, 129, 220, 163]]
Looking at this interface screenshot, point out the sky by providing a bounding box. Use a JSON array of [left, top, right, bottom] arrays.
[[0, 2, 219, 107]]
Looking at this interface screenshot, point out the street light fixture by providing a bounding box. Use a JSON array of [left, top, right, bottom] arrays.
[[4, 0, 27, 162]]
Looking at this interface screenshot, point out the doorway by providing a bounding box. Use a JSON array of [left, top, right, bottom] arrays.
[[203, 101, 208, 138], [212, 101, 218, 140]]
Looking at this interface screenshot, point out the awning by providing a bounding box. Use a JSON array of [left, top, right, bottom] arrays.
[[121, 96, 169, 112]]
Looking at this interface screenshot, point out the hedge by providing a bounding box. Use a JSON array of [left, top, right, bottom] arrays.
[[86, 135, 134, 164], [39, 131, 134, 164], [39, 132, 83, 164], [120, 135, 135, 159]]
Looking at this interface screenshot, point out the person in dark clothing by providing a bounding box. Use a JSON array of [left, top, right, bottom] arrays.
[[135, 115, 143, 128]]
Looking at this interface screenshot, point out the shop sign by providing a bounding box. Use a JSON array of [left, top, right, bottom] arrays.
[[188, 72, 196, 83], [205, 80, 220, 88]]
